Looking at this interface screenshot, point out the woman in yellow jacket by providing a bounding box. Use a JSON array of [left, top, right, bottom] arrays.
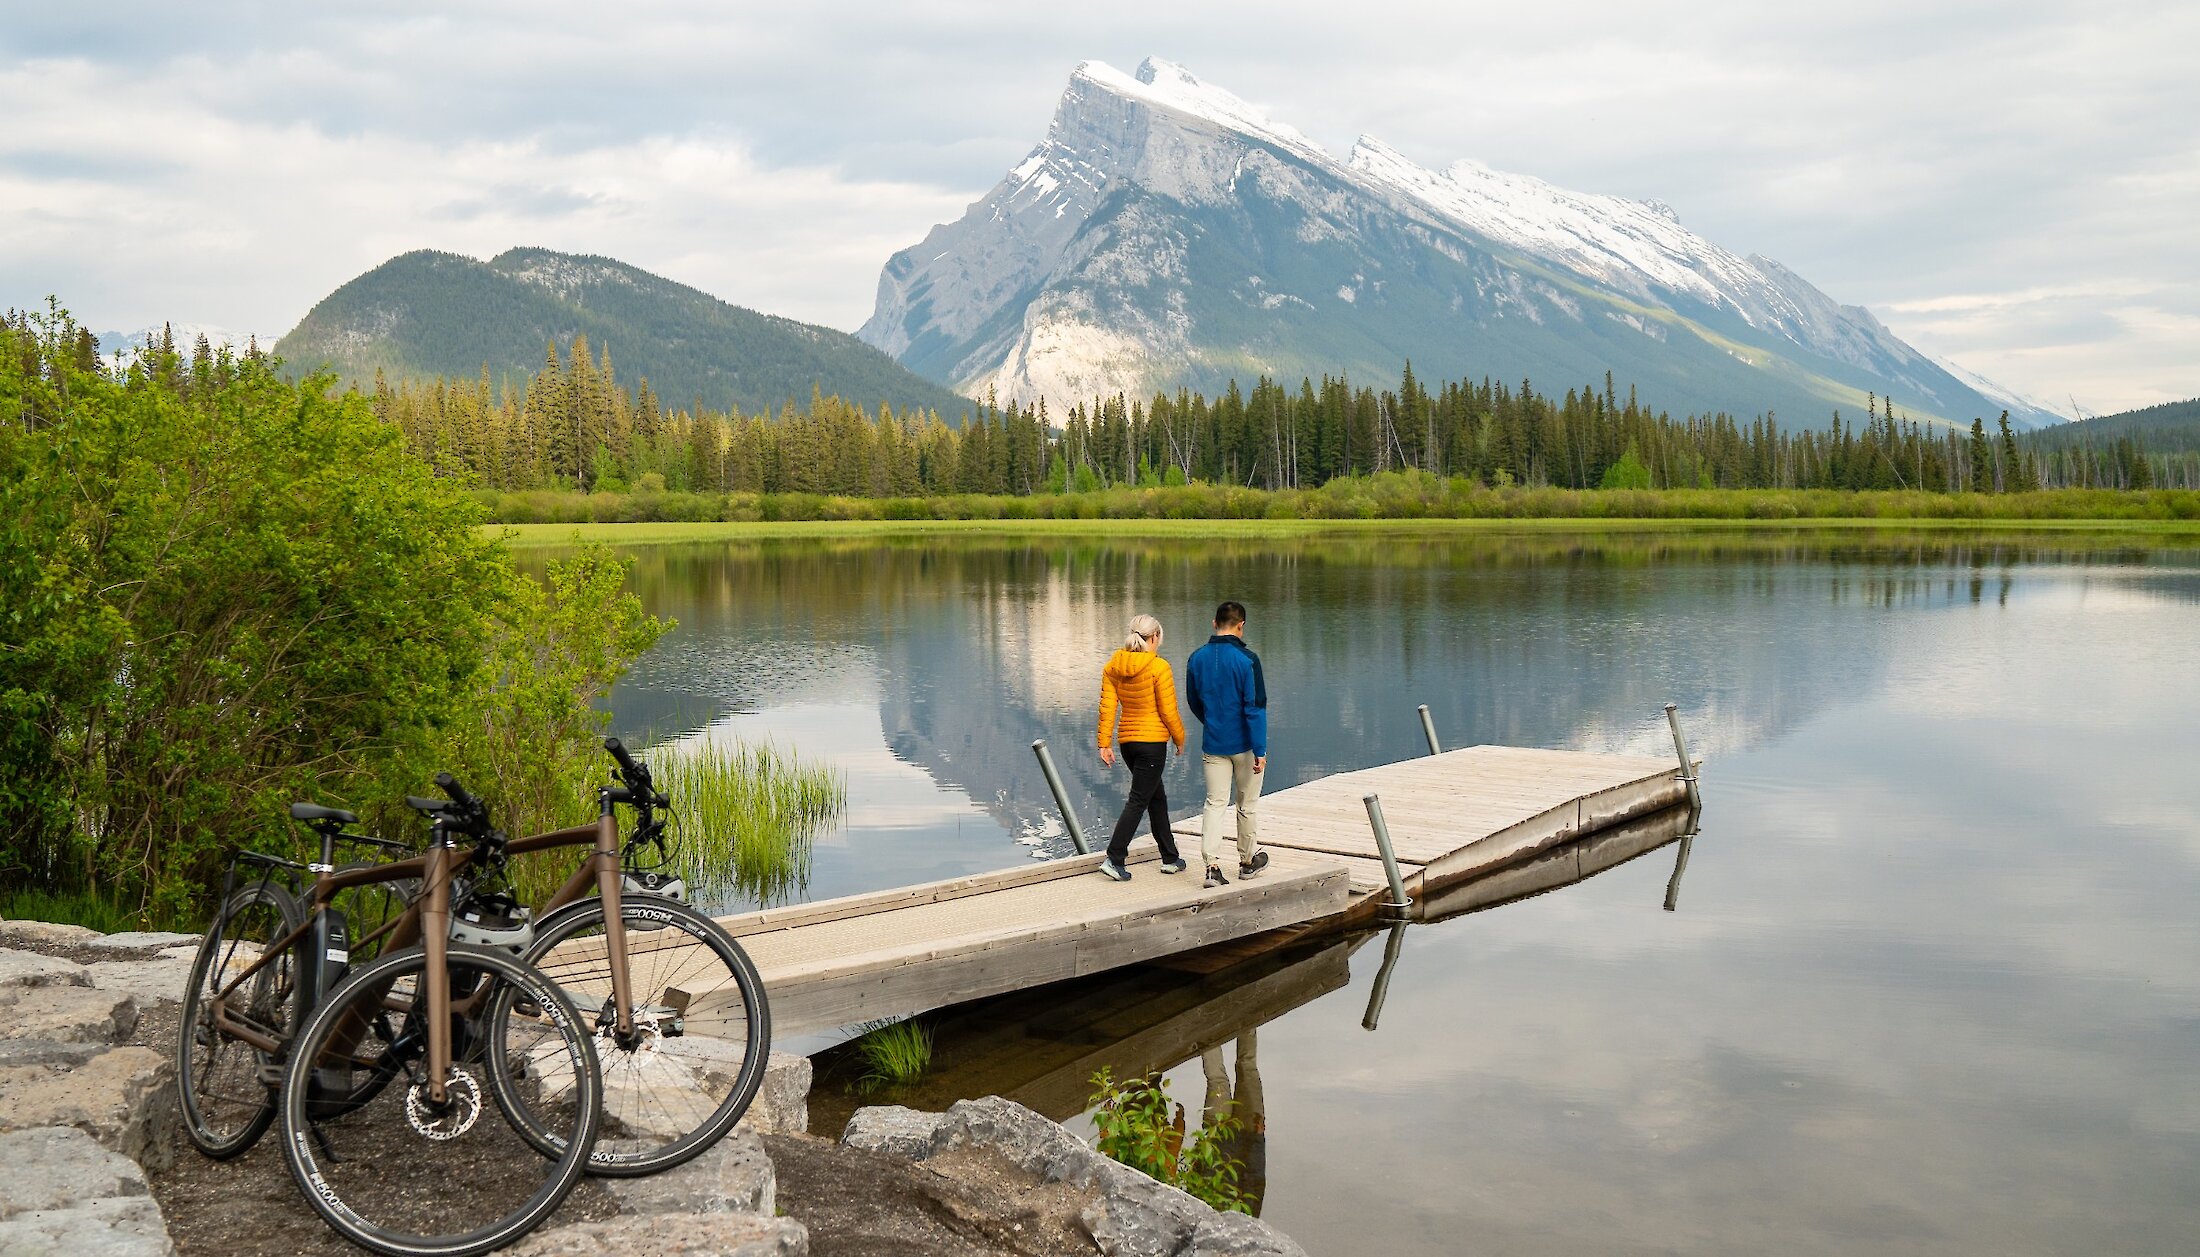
[[1096, 614, 1188, 881]]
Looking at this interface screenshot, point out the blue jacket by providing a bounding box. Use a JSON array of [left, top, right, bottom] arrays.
[[1185, 635, 1267, 757]]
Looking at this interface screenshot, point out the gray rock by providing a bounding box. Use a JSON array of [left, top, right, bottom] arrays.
[[496, 1212, 806, 1257], [0, 1126, 152, 1218], [1181, 1209, 1308, 1257], [0, 1040, 108, 1069], [0, 1046, 177, 1170], [0, 985, 139, 1044], [737, 1051, 812, 1135], [931, 1096, 1115, 1190], [1079, 1171, 1210, 1257], [0, 1196, 174, 1257], [602, 1128, 774, 1217], [840, 1105, 945, 1161], [0, 949, 94, 990], [81, 955, 195, 1008], [75, 932, 200, 953], [0, 921, 101, 947]]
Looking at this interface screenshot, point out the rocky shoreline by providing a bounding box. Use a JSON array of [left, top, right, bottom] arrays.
[[0, 917, 1305, 1255]]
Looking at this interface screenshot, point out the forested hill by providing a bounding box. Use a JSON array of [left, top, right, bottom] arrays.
[[273, 248, 974, 418], [2026, 398, 2200, 452]]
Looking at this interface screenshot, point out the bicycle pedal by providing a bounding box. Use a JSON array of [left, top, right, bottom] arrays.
[[258, 1062, 284, 1086]]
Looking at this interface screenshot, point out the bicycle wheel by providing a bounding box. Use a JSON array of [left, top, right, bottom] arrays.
[[177, 881, 301, 1158], [492, 896, 770, 1176], [279, 943, 602, 1257]]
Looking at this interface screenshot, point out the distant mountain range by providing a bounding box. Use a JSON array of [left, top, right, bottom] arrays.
[[860, 58, 2064, 430], [272, 248, 972, 417]]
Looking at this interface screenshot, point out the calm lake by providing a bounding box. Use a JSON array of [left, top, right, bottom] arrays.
[[553, 528, 2200, 1256]]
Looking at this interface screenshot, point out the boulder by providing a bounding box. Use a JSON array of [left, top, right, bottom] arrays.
[[738, 1051, 812, 1135], [930, 1095, 1115, 1189], [0, 984, 139, 1044], [0, 947, 95, 990], [1182, 1210, 1310, 1257], [1078, 1173, 1212, 1257], [497, 1211, 807, 1257], [0, 1046, 177, 1170], [75, 932, 200, 953], [0, 1126, 173, 1257], [0, 1126, 153, 1216], [0, 1196, 174, 1257], [0, 1039, 108, 1069], [0, 921, 101, 947], [840, 1105, 945, 1161], [602, 1127, 775, 1217], [82, 954, 197, 1008]]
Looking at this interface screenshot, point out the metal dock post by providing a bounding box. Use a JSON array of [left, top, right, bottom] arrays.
[[1663, 703, 1702, 812], [1030, 739, 1091, 855], [1417, 704, 1442, 755], [1361, 794, 1412, 915]]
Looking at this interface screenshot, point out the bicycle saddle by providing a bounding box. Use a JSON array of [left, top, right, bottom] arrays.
[[288, 802, 359, 825]]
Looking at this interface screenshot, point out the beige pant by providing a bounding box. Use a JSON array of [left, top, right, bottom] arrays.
[[1200, 751, 1262, 868]]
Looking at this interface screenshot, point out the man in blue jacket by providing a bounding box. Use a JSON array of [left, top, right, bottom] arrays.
[[1185, 600, 1269, 888]]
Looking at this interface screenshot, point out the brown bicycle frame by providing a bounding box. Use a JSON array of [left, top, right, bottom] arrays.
[[502, 793, 633, 1038], [209, 831, 472, 1102]]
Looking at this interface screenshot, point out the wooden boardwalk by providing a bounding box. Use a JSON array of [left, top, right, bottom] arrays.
[[714, 743, 1693, 1036]]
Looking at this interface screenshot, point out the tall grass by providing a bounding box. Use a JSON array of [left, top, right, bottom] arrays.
[[849, 1017, 935, 1095], [649, 738, 845, 906], [0, 886, 171, 933]]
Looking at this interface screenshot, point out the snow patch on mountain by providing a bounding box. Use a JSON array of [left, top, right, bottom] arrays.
[[1929, 353, 2067, 424]]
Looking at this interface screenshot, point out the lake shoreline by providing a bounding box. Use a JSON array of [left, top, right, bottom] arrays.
[[490, 513, 2200, 548]]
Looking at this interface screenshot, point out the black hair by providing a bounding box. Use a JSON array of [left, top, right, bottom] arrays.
[[1214, 600, 1247, 628]]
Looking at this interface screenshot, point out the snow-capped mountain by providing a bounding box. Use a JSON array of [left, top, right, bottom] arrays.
[[861, 58, 2062, 429], [95, 323, 256, 359]]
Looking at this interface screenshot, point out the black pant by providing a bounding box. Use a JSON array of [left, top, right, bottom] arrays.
[[1107, 742, 1181, 865]]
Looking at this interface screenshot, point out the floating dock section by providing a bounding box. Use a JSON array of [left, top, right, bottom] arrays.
[[717, 743, 1695, 1036]]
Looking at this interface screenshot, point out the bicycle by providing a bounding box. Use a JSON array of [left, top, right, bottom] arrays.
[[176, 779, 605, 1257], [480, 737, 772, 1177]]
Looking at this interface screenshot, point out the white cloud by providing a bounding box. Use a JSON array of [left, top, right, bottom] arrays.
[[3, 2, 2194, 410]]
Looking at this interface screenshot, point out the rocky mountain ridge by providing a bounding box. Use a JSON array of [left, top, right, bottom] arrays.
[[861, 58, 2062, 429]]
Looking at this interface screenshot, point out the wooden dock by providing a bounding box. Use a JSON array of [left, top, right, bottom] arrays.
[[713, 744, 1694, 1036]]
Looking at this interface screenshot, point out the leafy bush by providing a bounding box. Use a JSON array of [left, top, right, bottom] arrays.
[[0, 307, 667, 923], [1087, 1068, 1251, 1214]]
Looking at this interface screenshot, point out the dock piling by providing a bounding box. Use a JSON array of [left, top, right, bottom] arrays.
[[1030, 739, 1091, 855], [1663, 703, 1702, 812], [1362, 920, 1408, 1031], [1663, 820, 1697, 912], [1417, 704, 1442, 755], [1361, 794, 1413, 915]]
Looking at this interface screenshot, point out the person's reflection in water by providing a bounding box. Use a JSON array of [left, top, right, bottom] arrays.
[[1199, 1032, 1269, 1214]]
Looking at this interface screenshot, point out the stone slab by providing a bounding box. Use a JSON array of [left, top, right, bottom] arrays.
[[0, 922, 100, 947], [0, 986, 138, 1044], [602, 1128, 774, 1217], [0, 1047, 176, 1170], [0, 1126, 152, 1218], [0, 1196, 174, 1257], [498, 1212, 807, 1257], [0, 949, 93, 991], [81, 956, 195, 1009], [737, 1051, 811, 1135]]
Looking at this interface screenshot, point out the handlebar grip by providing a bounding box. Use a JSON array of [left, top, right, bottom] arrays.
[[434, 772, 481, 810], [604, 737, 642, 779]]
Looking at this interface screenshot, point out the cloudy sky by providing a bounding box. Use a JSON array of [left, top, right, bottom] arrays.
[[5, 2, 2193, 413]]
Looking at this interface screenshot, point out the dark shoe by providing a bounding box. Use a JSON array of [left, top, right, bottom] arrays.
[[1239, 850, 1270, 879], [1158, 859, 1188, 875], [1098, 860, 1131, 883], [1203, 864, 1228, 888]]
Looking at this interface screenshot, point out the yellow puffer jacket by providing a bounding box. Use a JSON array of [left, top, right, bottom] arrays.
[[1098, 649, 1186, 749]]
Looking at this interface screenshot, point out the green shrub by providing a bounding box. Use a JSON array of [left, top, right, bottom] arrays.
[[1087, 1068, 1251, 1214]]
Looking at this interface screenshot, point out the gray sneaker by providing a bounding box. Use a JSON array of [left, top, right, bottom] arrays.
[[1158, 858, 1188, 874], [1098, 860, 1131, 882], [1239, 850, 1270, 879]]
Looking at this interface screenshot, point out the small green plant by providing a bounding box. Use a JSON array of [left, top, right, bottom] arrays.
[[849, 1017, 934, 1094], [1087, 1068, 1251, 1214]]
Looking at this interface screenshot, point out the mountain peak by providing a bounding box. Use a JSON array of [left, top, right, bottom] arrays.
[[1071, 58, 1327, 161]]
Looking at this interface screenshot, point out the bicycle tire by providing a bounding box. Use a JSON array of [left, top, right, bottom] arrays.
[[491, 895, 771, 1177], [278, 943, 603, 1257], [176, 881, 301, 1159]]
